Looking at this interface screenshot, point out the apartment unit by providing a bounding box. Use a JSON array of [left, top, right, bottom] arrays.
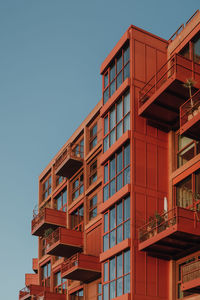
[[19, 10, 200, 300]]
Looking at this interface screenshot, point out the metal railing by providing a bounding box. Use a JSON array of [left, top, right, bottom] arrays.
[[19, 286, 30, 298], [169, 10, 199, 42], [138, 208, 177, 243], [45, 227, 60, 249], [182, 260, 200, 283], [32, 209, 45, 230], [180, 89, 200, 128], [55, 143, 84, 170], [61, 253, 79, 274], [139, 54, 200, 108]]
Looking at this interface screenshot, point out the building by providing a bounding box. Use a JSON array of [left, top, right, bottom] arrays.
[[19, 9, 200, 300]]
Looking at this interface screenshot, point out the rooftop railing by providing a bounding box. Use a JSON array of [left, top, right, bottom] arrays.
[[180, 89, 200, 128], [54, 143, 84, 170], [182, 260, 200, 284], [139, 54, 199, 109]]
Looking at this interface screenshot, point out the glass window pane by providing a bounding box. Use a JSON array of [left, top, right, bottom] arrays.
[[103, 284, 109, 300], [124, 91, 130, 115], [124, 196, 130, 220], [176, 176, 192, 208], [104, 88, 109, 104], [117, 173, 123, 192], [110, 281, 116, 299], [103, 185, 109, 202], [117, 99, 123, 122], [110, 107, 116, 130], [124, 46, 130, 65], [117, 55, 122, 73], [117, 121, 123, 140], [104, 72, 108, 87], [117, 201, 123, 225], [104, 213, 108, 232], [124, 274, 130, 294], [110, 80, 116, 97], [124, 220, 130, 239], [104, 164, 108, 183], [110, 157, 116, 179], [124, 143, 130, 167], [117, 254, 123, 277], [103, 234, 109, 252], [104, 262, 108, 282], [117, 277, 123, 297], [124, 250, 130, 274], [110, 129, 116, 146], [117, 150, 123, 173], [194, 36, 200, 63], [124, 63, 130, 80], [124, 113, 130, 132], [124, 166, 130, 185], [110, 63, 115, 81], [110, 178, 116, 197], [63, 190, 67, 205], [103, 136, 109, 153], [110, 207, 116, 230], [104, 116, 108, 135], [110, 257, 116, 280], [117, 225, 123, 244], [110, 229, 116, 248], [117, 71, 123, 89]]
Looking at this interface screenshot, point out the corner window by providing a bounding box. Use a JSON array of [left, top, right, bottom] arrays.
[[103, 196, 130, 251], [103, 143, 130, 202], [103, 43, 130, 104], [103, 250, 130, 299], [103, 91, 130, 152]]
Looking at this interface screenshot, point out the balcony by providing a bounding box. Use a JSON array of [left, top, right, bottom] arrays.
[[138, 54, 200, 130], [45, 227, 83, 257], [25, 273, 39, 286], [31, 208, 66, 236], [138, 207, 200, 260], [180, 89, 200, 140], [33, 291, 66, 300], [19, 285, 47, 300], [181, 260, 200, 293], [61, 253, 101, 282], [55, 143, 83, 178]]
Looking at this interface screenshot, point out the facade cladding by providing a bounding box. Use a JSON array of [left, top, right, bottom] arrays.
[[19, 10, 200, 300]]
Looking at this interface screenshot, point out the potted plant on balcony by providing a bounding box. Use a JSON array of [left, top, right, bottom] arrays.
[[183, 78, 197, 120], [147, 215, 156, 238], [155, 211, 166, 233]]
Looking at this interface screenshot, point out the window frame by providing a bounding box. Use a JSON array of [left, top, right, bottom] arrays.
[[42, 175, 52, 201], [89, 123, 98, 151], [89, 160, 98, 185], [71, 172, 84, 201], [41, 261, 51, 287], [54, 271, 67, 294], [54, 188, 67, 212], [89, 194, 98, 221], [70, 204, 84, 231]]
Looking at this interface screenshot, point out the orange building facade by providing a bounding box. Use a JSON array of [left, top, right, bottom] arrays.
[[19, 10, 200, 300]]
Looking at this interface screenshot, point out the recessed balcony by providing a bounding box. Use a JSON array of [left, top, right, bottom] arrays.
[[61, 253, 101, 282], [55, 143, 83, 178], [19, 285, 48, 300], [138, 54, 200, 130], [45, 227, 83, 257], [138, 207, 200, 260], [180, 89, 200, 140], [31, 208, 66, 236], [181, 260, 200, 294]]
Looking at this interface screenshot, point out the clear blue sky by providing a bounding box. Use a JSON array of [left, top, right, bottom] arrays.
[[0, 0, 199, 298]]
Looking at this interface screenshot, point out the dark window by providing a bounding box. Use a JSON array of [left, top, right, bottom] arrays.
[[193, 34, 200, 63], [103, 143, 130, 202], [103, 43, 130, 104], [103, 91, 130, 152]]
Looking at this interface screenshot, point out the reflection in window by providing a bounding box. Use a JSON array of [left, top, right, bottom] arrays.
[[55, 188, 67, 212], [41, 261, 51, 287], [89, 123, 98, 150], [193, 34, 200, 63], [103, 143, 130, 202], [70, 205, 84, 231], [89, 160, 97, 185], [72, 173, 84, 201], [103, 250, 130, 299], [71, 288, 84, 300], [54, 271, 67, 294], [42, 175, 51, 200], [177, 134, 200, 168], [103, 196, 130, 251], [89, 195, 97, 220], [176, 176, 192, 208]]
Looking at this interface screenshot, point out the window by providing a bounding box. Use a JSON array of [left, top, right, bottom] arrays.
[[90, 123, 98, 150], [41, 238, 47, 257], [55, 188, 67, 212], [42, 175, 51, 200], [72, 173, 84, 201], [41, 261, 51, 287], [56, 176, 64, 186], [103, 43, 130, 104], [104, 91, 130, 152], [176, 171, 200, 210], [73, 139, 84, 158], [71, 205, 84, 231], [103, 196, 130, 251], [71, 288, 84, 300], [103, 250, 130, 299], [193, 33, 200, 63], [54, 271, 67, 294], [89, 160, 97, 185], [89, 195, 97, 220], [103, 143, 130, 202], [176, 134, 200, 168], [98, 283, 102, 300]]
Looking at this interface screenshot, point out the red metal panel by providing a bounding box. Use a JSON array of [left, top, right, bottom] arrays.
[[134, 40, 146, 82]]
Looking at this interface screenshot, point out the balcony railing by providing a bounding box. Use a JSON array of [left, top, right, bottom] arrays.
[[139, 54, 200, 109], [54, 142, 84, 178], [138, 207, 200, 260], [19, 286, 30, 299], [62, 253, 79, 273], [46, 227, 60, 248], [181, 260, 200, 293], [180, 89, 200, 139]]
